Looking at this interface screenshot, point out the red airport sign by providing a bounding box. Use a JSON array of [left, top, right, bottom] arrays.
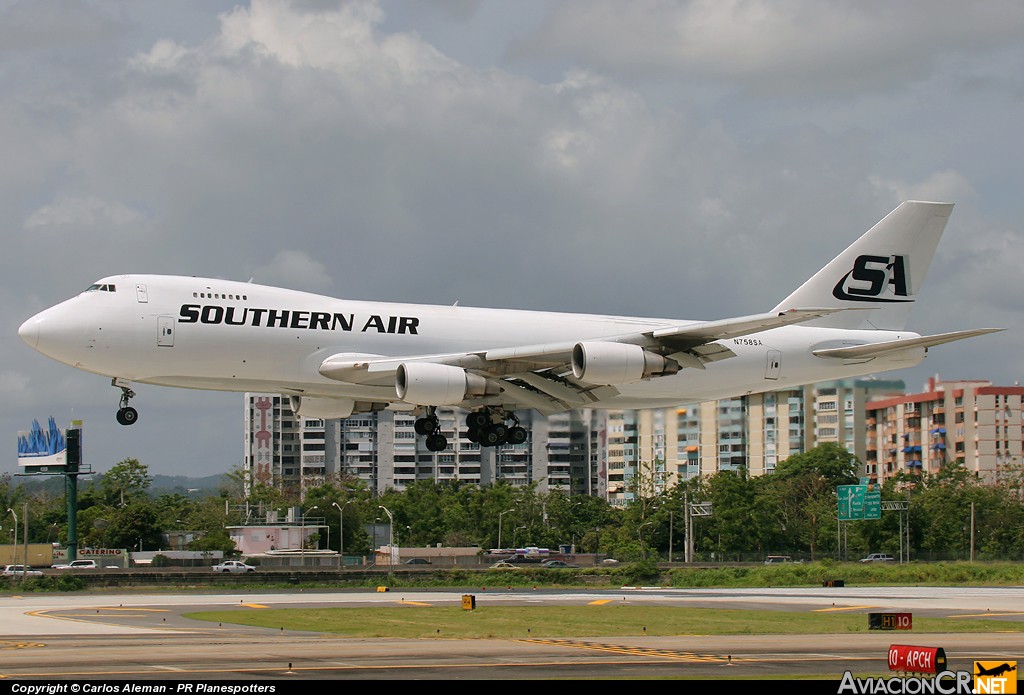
[[889, 644, 946, 674]]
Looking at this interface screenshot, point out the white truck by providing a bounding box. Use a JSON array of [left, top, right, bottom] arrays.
[[53, 559, 98, 570], [859, 553, 895, 563], [2, 564, 43, 577]]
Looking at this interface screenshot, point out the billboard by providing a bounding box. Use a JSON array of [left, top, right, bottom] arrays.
[[17, 416, 67, 468]]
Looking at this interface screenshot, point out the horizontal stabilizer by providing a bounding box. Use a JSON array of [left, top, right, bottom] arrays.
[[812, 328, 1003, 359]]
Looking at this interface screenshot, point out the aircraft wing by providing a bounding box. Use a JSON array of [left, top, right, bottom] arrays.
[[318, 307, 848, 413]]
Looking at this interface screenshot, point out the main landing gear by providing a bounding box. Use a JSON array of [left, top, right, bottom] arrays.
[[414, 408, 448, 452], [413, 408, 529, 452], [464, 409, 527, 448], [112, 379, 138, 426]]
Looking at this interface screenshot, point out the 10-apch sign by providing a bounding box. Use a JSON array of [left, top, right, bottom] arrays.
[[17, 417, 68, 469]]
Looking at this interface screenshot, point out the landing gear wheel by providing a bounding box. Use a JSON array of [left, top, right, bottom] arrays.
[[489, 423, 508, 443], [479, 425, 504, 447], [116, 406, 138, 426], [415, 415, 438, 435], [506, 426, 527, 445], [466, 411, 490, 429], [425, 433, 448, 452], [465, 428, 481, 443], [114, 380, 138, 426]]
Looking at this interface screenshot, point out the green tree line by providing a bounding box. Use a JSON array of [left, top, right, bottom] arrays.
[[2, 443, 1023, 562]]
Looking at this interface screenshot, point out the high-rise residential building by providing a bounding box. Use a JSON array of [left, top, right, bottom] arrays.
[[243, 394, 605, 499], [244, 376, 1020, 500], [865, 376, 1024, 484]]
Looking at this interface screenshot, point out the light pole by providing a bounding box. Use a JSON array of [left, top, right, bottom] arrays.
[[498, 509, 514, 552], [6, 508, 17, 579], [333, 501, 351, 568], [378, 505, 394, 574]]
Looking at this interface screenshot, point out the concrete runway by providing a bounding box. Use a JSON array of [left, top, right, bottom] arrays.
[[1, 586, 1022, 681]]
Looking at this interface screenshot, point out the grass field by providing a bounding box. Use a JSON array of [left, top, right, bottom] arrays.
[[183, 603, 1024, 639]]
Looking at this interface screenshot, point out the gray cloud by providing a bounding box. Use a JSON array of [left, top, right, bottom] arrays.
[[3, 0, 1020, 476]]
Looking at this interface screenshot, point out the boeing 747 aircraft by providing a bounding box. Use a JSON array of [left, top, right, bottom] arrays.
[[19, 201, 1001, 451]]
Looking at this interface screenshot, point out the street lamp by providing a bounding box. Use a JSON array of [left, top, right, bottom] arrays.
[[378, 505, 394, 574], [6, 508, 17, 578], [498, 509, 514, 552]]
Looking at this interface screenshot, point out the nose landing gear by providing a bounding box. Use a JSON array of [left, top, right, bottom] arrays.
[[112, 379, 138, 426]]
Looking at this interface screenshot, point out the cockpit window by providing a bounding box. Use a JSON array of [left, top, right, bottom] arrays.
[[85, 284, 116, 292]]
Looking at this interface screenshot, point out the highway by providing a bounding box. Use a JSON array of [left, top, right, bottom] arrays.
[[0, 586, 1022, 681]]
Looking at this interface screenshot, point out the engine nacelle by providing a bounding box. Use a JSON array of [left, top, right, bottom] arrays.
[[395, 362, 495, 405], [571, 342, 679, 384], [288, 396, 386, 419]]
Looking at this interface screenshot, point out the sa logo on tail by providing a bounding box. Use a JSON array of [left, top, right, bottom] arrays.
[[833, 254, 911, 303]]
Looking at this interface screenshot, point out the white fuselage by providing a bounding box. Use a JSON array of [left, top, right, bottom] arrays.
[[18, 274, 925, 411]]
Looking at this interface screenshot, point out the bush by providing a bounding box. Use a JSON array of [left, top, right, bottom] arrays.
[[150, 554, 172, 567]]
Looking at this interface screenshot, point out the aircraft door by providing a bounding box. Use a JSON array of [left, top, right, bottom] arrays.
[[765, 349, 781, 380], [157, 316, 175, 347]]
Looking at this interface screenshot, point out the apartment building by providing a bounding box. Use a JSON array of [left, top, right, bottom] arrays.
[[865, 376, 1024, 484], [245, 376, 1020, 500], [243, 394, 605, 499]]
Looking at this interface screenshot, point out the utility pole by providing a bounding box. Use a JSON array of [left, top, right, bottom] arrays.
[[6, 508, 17, 580], [669, 510, 674, 563], [378, 506, 394, 576], [22, 502, 28, 577]]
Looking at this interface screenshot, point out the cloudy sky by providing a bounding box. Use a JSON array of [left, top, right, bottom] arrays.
[[4, 0, 1023, 478]]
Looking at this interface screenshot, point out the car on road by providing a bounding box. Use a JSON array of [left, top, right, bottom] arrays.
[[404, 558, 432, 565], [488, 561, 520, 570], [539, 560, 579, 569], [212, 560, 256, 573], [860, 553, 895, 563], [2, 564, 43, 577], [764, 555, 794, 565], [53, 559, 98, 570]]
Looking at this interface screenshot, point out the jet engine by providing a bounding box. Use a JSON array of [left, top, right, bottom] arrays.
[[288, 396, 386, 419], [571, 342, 679, 384], [396, 363, 496, 405]]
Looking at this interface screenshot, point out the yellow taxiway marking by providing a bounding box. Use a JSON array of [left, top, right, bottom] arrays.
[[588, 599, 614, 605], [813, 605, 878, 613], [953, 612, 1024, 618], [240, 604, 269, 608], [522, 638, 739, 662], [0, 640, 45, 650], [397, 601, 434, 607]]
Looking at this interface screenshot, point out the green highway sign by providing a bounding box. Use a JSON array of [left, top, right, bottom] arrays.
[[838, 484, 881, 520]]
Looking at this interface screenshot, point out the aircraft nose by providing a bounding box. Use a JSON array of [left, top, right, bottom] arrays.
[[18, 315, 39, 349]]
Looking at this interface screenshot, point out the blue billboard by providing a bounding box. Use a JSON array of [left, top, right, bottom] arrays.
[[17, 416, 67, 468]]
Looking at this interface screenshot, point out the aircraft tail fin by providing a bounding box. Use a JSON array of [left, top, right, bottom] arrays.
[[771, 201, 953, 330]]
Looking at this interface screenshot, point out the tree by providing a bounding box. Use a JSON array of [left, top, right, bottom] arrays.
[[766, 443, 861, 560], [101, 458, 153, 507]]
